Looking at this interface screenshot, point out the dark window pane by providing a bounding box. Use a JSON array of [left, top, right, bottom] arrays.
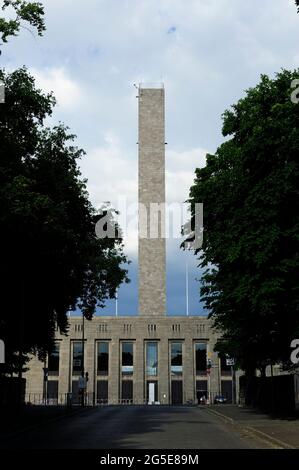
[[48, 343, 60, 374], [97, 342, 109, 376], [171, 342, 183, 376], [73, 342, 83, 374], [195, 343, 207, 375], [122, 342, 133, 376]]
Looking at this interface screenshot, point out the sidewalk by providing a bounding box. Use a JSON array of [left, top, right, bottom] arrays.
[[206, 405, 299, 449]]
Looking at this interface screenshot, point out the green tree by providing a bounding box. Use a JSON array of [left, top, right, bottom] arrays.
[[188, 70, 299, 375], [296, 1, 299, 13], [0, 68, 129, 374], [0, 0, 45, 52]]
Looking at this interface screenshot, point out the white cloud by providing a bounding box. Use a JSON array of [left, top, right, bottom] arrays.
[[30, 67, 83, 110], [80, 132, 137, 209], [166, 147, 207, 203], [79, 132, 138, 257], [80, 133, 207, 256]]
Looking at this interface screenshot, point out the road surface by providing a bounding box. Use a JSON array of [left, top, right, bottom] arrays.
[[1, 405, 273, 449]]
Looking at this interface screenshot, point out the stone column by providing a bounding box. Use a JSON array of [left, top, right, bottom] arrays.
[[184, 337, 194, 404], [159, 337, 169, 404], [109, 337, 120, 404], [208, 340, 221, 403], [59, 338, 71, 396], [85, 338, 95, 404], [134, 338, 144, 404]]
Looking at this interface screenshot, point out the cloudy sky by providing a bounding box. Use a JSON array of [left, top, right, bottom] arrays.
[[2, 0, 299, 316]]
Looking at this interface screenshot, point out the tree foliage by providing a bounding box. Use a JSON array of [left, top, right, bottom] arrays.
[[0, 68, 129, 373], [188, 70, 299, 373], [0, 0, 45, 52]]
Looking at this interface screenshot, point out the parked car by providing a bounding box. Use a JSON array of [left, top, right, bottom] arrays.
[[214, 395, 227, 404]]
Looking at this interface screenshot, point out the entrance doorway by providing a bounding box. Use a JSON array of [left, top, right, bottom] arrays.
[[121, 380, 133, 402], [171, 380, 183, 404], [196, 380, 208, 405], [146, 381, 158, 404]]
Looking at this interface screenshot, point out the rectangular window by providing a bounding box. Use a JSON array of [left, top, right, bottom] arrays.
[[195, 343, 207, 376], [146, 342, 158, 376], [48, 342, 60, 375], [122, 342, 134, 376], [97, 342, 109, 376], [171, 342, 183, 376], [72, 341, 83, 375]]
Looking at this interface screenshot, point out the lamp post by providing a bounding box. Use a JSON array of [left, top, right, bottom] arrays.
[[225, 355, 236, 404], [231, 365, 235, 405]]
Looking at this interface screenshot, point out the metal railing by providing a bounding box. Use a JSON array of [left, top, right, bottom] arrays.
[[23, 393, 234, 407], [24, 393, 74, 406], [23, 395, 160, 406]]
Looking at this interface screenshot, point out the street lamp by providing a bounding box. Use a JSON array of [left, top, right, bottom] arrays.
[[225, 355, 236, 404]]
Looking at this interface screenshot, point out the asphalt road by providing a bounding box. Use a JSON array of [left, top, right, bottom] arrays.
[[1, 406, 272, 449]]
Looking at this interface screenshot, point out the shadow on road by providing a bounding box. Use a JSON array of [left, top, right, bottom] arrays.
[[0, 405, 254, 450]]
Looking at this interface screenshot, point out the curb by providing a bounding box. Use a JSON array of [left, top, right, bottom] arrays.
[[243, 426, 295, 450], [204, 407, 296, 449], [204, 406, 235, 425]]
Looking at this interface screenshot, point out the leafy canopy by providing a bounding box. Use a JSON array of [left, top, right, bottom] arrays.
[[0, 0, 45, 51], [0, 67, 129, 373], [188, 70, 299, 373]]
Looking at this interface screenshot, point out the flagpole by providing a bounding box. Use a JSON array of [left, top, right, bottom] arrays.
[[185, 256, 189, 317], [115, 289, 118, 317]]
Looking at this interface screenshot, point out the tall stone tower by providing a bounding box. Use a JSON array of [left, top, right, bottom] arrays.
[[138, 85, 166, 317]]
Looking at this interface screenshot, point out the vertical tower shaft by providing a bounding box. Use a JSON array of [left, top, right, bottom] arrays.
[[138, 86, 166, 317]]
